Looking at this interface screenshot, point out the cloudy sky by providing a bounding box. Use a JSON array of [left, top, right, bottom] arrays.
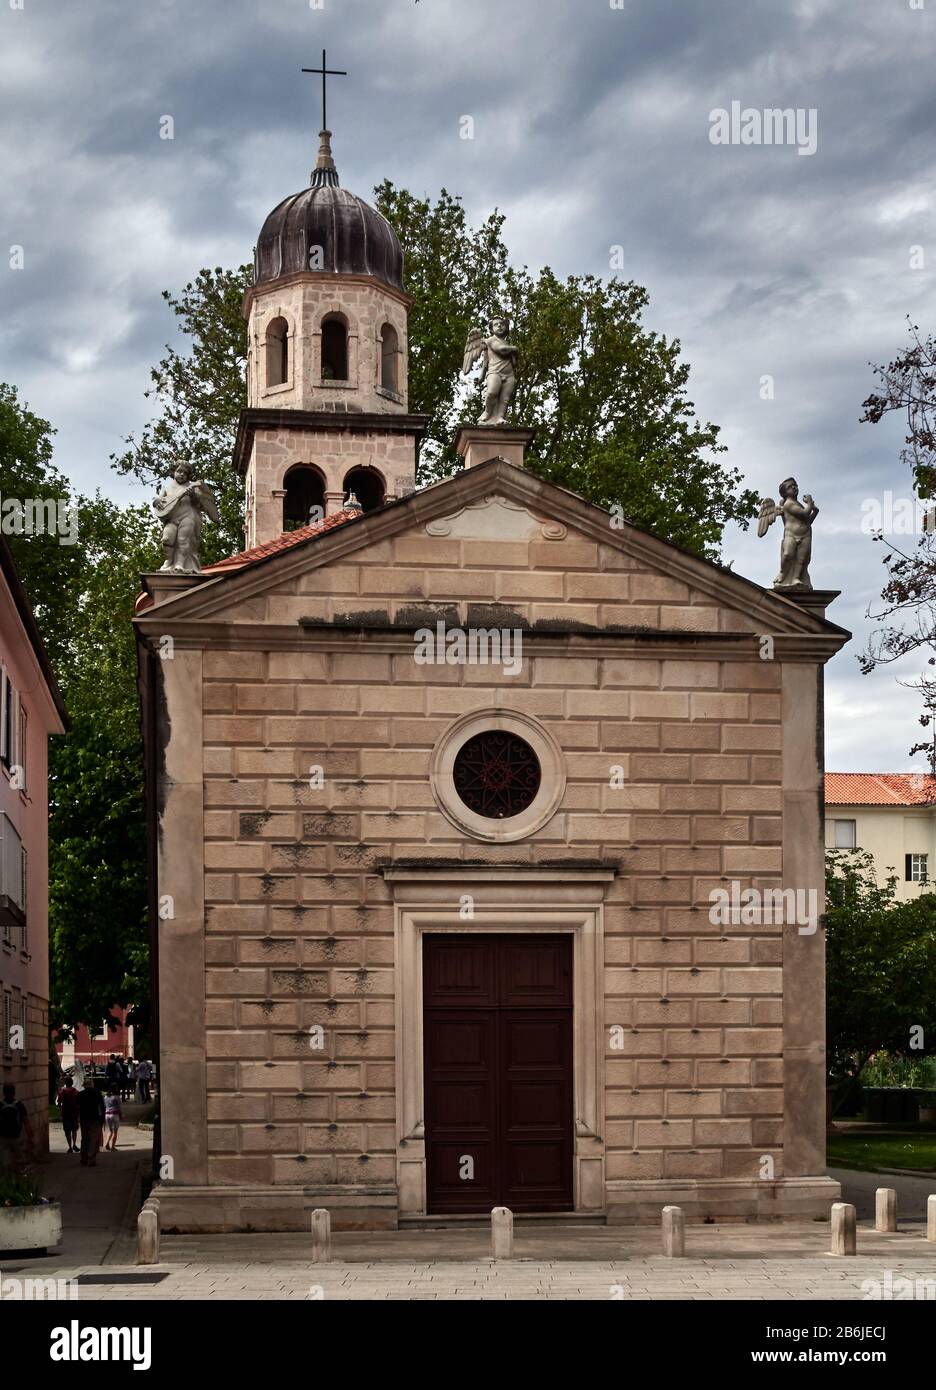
[[1, 0, 932, 769]]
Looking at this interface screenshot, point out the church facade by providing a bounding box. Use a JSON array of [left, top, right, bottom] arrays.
[[135, 132, 849, 1231]]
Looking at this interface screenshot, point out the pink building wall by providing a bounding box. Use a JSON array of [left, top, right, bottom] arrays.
[[0, 539, 67, 1157]]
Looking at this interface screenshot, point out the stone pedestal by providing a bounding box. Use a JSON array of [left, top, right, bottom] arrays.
[[454, 425, 534, 472], [140, 571, 213, 608], [779, 588, 841, 621]]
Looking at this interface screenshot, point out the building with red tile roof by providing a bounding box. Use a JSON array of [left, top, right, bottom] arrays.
[[825, 772, 936, 896]]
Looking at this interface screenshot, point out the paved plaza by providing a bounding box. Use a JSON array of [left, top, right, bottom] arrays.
[[5, 1214, 936, 1302], [63, 1221, 936, 1301], [2, 1123, 934, 1300]]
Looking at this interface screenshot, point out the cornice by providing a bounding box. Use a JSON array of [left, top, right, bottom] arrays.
[[234, 407, 431, 474]]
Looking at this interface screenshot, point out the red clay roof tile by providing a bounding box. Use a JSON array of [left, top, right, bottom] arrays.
[[825, 772, 936, 806]]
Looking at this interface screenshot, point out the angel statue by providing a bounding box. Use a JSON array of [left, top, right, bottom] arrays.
[[462, 315, 519, 425], [757, 477, 819, 590], [153, 461, 221, 574]]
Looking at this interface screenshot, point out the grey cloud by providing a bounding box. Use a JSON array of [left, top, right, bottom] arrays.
[[1, 0, 933, 767]]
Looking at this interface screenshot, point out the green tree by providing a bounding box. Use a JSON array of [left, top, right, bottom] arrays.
[[112, 266, 251, 558], [0, 383, 157, 1038], [372, 182, 508, 465], [498, 267, 756, 556], [115, 186, 757, 562], [0, 385, 87, 686], [47, 499, 158, 1038], [825, 848, 936, 1112]]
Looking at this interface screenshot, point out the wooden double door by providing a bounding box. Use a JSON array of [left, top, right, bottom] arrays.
[[423, 934, 574, 1213]]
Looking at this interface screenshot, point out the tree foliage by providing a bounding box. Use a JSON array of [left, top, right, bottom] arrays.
[[861, 320, 936, 766], [0, 384, 158, 1037], [825, 849, 936, 1102], [497, 267, 756, 556], [111, 266, 251, 558]]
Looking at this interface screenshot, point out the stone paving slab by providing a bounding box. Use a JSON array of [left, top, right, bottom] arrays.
[[13, 1232, 934, 1300], [4, 1152, 935, 1300]]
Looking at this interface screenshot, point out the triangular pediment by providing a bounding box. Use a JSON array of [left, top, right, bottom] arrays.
[[134, 458, 848, 644]]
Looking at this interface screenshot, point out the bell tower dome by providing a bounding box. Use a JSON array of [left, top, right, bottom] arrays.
[[237, 127, 428, 547]]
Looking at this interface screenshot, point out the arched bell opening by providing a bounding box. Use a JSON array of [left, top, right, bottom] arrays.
[[265, 316, 289, 387], [321, 315, 349, 381], [343, 466, 385, 514], [283, 464, 326, 531]]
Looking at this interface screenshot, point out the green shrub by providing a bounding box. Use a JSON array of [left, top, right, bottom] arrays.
[[0, 1172, 44, 1207]]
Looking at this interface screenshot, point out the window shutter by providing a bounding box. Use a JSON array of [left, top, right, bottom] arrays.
[[10, 688, 20, 778], [20, 845, 27, 950], [17, 704, 26, 791], [0, 666, 7, 762], [906, 853, 914, 882]]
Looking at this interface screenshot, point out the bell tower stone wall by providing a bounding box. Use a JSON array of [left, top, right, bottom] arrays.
[[238, 275, 426, 550], [244, 272, 411, 415]]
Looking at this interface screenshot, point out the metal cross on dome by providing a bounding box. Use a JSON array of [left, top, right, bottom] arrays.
[[301, 50, 347, 131]]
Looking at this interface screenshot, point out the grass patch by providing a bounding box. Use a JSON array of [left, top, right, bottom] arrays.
[[827, 1126, 936, 1173]]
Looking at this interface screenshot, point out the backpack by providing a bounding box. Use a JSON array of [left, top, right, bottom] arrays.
[[0, 1101, 22, 1139]]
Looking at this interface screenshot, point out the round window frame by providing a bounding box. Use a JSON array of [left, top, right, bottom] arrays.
[[430, 709, 566, 843]]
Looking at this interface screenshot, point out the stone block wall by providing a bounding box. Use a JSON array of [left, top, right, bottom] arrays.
[[244, 426, 419, 549], [246, 274, 409, 415], [197, 526, 798, 1202]]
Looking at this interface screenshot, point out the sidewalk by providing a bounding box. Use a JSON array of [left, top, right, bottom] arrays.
[[3, 1105, 152, 1269], [3, 1138, 934, 1299], [5, 1221, 936, 1300], [830, 1165, 936, 1222]]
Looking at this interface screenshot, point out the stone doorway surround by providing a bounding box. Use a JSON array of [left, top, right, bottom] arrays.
[[383, 864, 616, 1218]]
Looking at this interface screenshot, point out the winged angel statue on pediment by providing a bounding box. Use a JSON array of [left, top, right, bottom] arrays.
[[757, 477, 818, 590], [462, 315, 519, 426]]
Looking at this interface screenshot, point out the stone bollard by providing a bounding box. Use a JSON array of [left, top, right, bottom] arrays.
[[928, 1195, 936, 1243], [311, 1208, 331, 1263], [491, 1206, 513, 1260], [137, 1203, 159, 1265], [875, 1187, 897, 1233], [661, 1205, 686, 1258], [831, 1202, 857, 1256]]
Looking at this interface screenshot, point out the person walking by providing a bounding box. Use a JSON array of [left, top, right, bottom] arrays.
[[137, 1058, 152, 1104], [77, 1083, 105, 1167], [102, 1088, 123, 1151], [0, 1083, 33, 1172], [56, 1077, 81, 1153]]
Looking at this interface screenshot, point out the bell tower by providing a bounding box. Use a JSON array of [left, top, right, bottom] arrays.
[[236, 121, 428, 547]]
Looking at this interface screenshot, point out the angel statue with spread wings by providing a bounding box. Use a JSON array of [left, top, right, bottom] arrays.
[[462, 315, 519, 425], [153, 461, 221, 574], [757, 477, 819, 590]]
